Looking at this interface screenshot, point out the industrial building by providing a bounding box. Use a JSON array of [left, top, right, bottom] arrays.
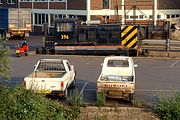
[[0, 0, 180, 32]]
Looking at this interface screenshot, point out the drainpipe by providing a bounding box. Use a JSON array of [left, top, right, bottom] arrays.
[[122, 0, 125, 25], [66, 0, 68, 18], [87, 0, 91, 21], [153, 0, 157, 26], [48, 0, 49, 34], [18, 0, 20, 29], [32, 0, 34, 32]]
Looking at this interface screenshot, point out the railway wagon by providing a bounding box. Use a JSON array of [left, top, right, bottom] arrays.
[[42, 18, 140, 56], [0, 8, 32, 40]]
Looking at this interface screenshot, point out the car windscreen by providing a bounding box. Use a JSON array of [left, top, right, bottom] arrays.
[[107, 60, 129, 67]]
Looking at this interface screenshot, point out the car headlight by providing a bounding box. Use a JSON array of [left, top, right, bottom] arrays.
[[121, 76, 134, 82], [100, 76, 107, 81]]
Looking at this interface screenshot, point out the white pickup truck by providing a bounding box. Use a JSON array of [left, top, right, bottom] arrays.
[[97, 56, 137, 101], [24, 59, 76, 99]]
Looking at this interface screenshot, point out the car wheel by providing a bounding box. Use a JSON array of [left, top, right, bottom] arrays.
[[129, 94, 134, 102], [62, 88, 68, 100]]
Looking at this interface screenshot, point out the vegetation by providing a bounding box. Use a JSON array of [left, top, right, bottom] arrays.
[[0, 35, 12, 80], [153, 92, 180, 120], [69, 88, 83, 108], [131, 98, 146, 108], [0, 85, 80, 120], [96, 92, 106, 107]]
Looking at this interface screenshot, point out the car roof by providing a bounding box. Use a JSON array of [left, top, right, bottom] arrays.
[[104, 56, 132, 60]]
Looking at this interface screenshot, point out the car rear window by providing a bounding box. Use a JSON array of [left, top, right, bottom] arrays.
[[107, 60, 129, 67]]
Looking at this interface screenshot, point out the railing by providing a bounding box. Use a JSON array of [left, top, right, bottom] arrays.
[[141, 39, 180, 51]]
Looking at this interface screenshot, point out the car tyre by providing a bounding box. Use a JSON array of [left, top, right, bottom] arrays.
[[62, 88, 68, 100], [129, 93, 134, 102]]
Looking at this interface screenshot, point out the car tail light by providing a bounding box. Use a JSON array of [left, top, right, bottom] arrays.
[[61, 82, 64, 88]]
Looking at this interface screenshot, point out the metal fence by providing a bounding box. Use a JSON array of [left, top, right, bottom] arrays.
[[141, 39, 180, 51]]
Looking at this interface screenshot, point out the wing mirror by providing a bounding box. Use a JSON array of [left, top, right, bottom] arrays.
[[134, 64, 138, 68], [71, 65, 74, 70], [34, 65, 37, 69]]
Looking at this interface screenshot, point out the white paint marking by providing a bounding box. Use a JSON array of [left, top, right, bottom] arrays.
[[79, 82, 88, 97], [170, 60, 178, 68]]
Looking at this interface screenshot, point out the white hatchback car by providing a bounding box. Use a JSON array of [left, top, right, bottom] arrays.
[[97, 56, 137, 101]]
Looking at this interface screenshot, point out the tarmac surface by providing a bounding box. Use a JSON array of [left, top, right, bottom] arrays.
[[3, 35, 180, 106]]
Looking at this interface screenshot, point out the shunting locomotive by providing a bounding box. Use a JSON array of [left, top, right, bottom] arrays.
[[42, 18, 140, 56]]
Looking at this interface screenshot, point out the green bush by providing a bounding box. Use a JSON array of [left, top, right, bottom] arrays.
[[69, 88, 83, 108], [0, 85, 80, 120], [153, 92, 180, 120], [96, 92, 106, 107]]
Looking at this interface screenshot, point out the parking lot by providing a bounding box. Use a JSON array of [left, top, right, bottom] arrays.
[[8, 54, 179, 105], [3, 36, 180, 106]]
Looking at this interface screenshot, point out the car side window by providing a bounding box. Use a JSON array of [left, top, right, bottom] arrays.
[[66, 62, 71, 71]]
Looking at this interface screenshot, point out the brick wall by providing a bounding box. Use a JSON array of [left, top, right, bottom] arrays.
[[110, 0, 121, 10], [158, 0, 180, 9], [67, 0, 86, 10], [34, 2, 48, 9], [49, 2, 66, 9], [20, 2, 32, 8], [90, 0, 153, 10], [91, 0, 102, 10]]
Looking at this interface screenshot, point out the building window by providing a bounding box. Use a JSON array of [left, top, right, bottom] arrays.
[[139, 15, 144, 19], [157, 15, 161, 19], [130, 16, 138, 19], [167, 15, 170, 19], [103, 0, 109, 9], [171, 15, 175, 18], [20, 0, 32, 1], [50, 0, 63, 1], [176, 14, 179, 18], [149, 15, 153, 19], [7, 0, 15, 4], [34, 0, 48, 1], [125, 15, 129, 19], [34, 13, 49, 25]]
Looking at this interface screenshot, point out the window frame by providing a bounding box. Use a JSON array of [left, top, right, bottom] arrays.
[[102, 0, 110, 9], [34, 13, 49, 26], [20, 0, 32, 1], [139, 15, 144, 19], [7, 0, 15, 4]]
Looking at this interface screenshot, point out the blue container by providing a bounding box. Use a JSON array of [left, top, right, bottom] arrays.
[[0, 8, 8, 31]]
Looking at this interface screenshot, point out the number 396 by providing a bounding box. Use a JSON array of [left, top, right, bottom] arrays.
[[61, 35, 69, 40]]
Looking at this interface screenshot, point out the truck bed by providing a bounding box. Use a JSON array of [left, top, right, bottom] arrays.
[[27, 71, 66, 78]]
